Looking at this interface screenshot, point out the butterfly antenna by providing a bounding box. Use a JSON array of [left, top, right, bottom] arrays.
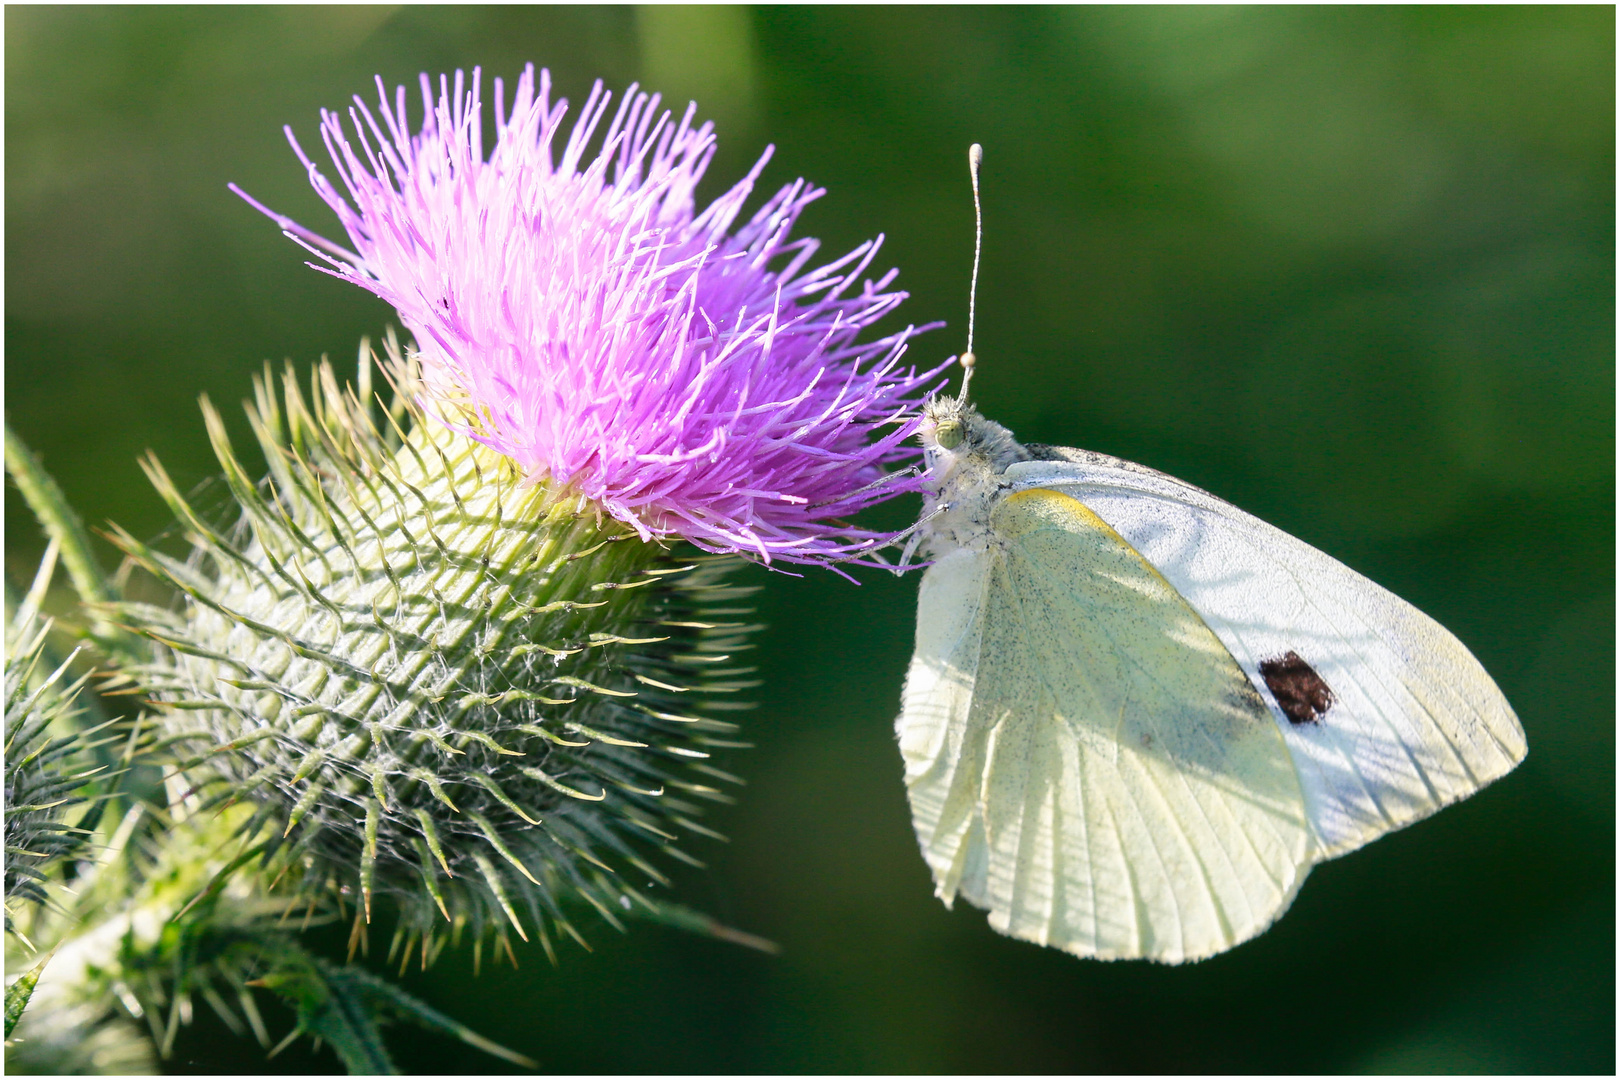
[[957, 142, 984, 405]]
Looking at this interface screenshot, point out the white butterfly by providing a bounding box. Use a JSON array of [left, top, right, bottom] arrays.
[[893, 147, 1526, 964]]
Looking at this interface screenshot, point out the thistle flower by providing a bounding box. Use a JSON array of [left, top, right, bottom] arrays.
[[234, 64, 942, 564], [117, 68, 937, 959]]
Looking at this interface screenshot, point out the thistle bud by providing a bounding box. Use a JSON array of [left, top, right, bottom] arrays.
[[117, 352, 757, 952]]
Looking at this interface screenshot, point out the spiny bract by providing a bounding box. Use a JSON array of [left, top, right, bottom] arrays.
[[115, 343, 757, 955]]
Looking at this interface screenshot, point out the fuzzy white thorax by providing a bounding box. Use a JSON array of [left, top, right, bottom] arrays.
[[915, 395, 1031, 557]]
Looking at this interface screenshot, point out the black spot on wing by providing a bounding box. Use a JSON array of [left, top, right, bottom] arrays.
[[1259, 650, 1335, 725]]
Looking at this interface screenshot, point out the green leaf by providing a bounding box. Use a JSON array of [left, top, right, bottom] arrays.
[[300, 977, 399, 1076], [333, 962, 538, 1070], [4, 422, 140, 661], [5, 944, 58, 1039], [253, 948, 535, 1074], [255, 958, 398, 1075]]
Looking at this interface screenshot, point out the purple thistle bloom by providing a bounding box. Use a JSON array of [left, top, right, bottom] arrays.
[[233, 64, 944, 565]]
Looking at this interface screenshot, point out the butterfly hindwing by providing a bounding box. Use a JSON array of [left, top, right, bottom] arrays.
[[899, 487, 1312, 962], [898, 542, 993, 897]]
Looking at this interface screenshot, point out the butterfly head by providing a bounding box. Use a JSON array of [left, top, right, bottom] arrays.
[[920, 394, 1029, 485]]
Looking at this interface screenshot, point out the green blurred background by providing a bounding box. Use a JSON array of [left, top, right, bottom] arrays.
[[6, 5, 1613, 1073]]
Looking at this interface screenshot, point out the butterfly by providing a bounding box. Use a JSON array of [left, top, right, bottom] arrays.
[[893, 146, 1526, 963]]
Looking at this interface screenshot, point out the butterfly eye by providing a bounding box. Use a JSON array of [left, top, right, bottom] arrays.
[[935, 420, 964, 450]]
